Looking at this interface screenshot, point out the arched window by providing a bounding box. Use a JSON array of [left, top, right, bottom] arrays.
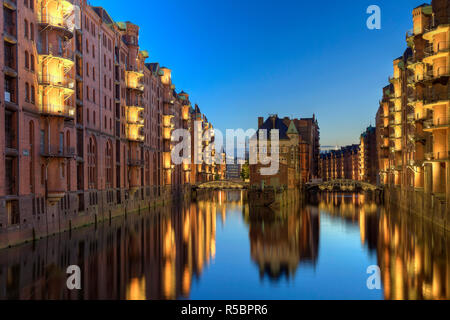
[[105, 140, 113, 188], [87, 136, 97, 189]]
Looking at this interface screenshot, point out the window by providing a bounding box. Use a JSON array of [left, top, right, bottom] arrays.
[[105, 141, 113, 188], [30, 54, 35, 71], [25, 82, 30, 102], [24, 20, 29, 38], [25, 51, 29, 69], [40, 130, 45, 154], [30, 23, 34, 41], [29, 121, 35, 192], [59, 132, 64, 154], [5, 157, 16, 195], [31, 85, 35, 104], [88, 137, 97, 189]]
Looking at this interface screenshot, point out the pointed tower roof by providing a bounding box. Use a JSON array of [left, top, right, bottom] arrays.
[[287, 120, 299, 135]]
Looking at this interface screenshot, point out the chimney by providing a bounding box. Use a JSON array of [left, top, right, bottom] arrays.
[[258, 117, 264, 129]]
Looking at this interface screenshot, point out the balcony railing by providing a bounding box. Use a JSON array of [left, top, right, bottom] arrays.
[[37, 12, 74, 34], [420, 67, 450, 82], [424, 117, 450, 129], [424, 18, 450, 33], [424, 41, 450, 58], [38, 47, 74, 61], [40, 104, 75, 118], [38, 74, 75, 90], [424, 92, 450, 105], [41, 146, 75, 158], [425, 151, 450, 161], [125, 81, 145, 92]]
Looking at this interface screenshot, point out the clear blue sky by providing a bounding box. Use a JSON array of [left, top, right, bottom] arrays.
[[92, 0, 424, 146]]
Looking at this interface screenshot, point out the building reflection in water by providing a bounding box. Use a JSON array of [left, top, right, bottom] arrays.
[[316, 193, 449, 300], [0, 191, 448, 300], [245, 204, 320, 281]]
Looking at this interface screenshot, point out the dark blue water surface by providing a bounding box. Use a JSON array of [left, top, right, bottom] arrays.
[[0, 191, 447, 300]]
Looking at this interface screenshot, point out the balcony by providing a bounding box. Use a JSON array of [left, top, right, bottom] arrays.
[[423, 117, 450, 130], [125, 69, 145, 92], [425, 151, 450, 162], [39, 104, 75, 119], [38, 74, 75, 92], [127, 127, 145, 143], [38, 47, 75, 65], [3, 25, 17, 44], [424, 18, 450, 36], [41, 146, 75, 158], [37, 11, 74, 37], [127, 107, 145, 125], [424, 41, 449, 59], [423, 92, 450, 107], [421, 67, 450, 82]]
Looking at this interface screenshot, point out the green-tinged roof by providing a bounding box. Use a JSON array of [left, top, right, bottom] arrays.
[[423, 6, 432, 15], [140, 50, 149, 58], [116, 22, 127, 31], [287, 121, 299, 135]]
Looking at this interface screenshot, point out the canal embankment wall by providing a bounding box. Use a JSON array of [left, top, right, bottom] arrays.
[[0, 186, 192, 250]]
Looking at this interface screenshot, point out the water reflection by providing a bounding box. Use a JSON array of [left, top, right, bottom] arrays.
[[245, 205, 319, 281], [0, 191, 448, 300]]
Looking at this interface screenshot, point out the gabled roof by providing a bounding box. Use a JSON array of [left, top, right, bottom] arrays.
[[257, 116, 289, 140]]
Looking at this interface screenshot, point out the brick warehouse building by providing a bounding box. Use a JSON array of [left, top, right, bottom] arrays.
[[0, 0, 222, 248], [319, 144, 360, 181], [375, 0, 449, 219]]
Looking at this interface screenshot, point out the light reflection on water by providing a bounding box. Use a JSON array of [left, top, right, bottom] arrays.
[[0, 191, 448, 300]]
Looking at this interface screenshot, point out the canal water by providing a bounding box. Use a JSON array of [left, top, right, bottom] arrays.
[[0, 191, 448, 300]]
